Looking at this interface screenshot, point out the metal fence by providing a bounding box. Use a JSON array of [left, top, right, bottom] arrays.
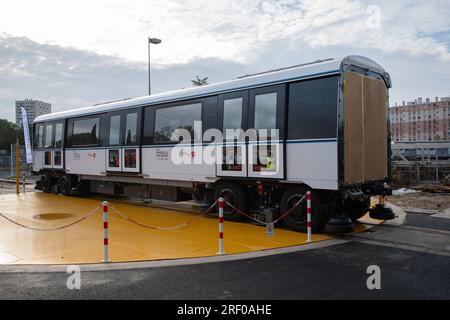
[[0, 145, 32, 180], [391, 141, 450, 186]]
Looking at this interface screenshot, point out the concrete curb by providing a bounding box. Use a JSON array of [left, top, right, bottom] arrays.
[[431, 212, 450, 220], [384, 202, 407, 226], [0, 239, 349, 274], [405, 208, 438, 215]]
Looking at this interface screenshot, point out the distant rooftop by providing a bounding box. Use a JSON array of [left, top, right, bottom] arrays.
[[392, 96, 450, 107]]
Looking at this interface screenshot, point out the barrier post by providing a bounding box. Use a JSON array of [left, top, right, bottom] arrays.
[[15, 142, 19, 195], [22, 171, 26, 194], [218, 197, 224, 255], [102, 201, 110, 263], [306, 191, 312, 243]]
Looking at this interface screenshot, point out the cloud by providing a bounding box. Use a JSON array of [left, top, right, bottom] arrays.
[[0, 0, 449, 65], [0, 33, 249, 121], [0, 1, 449, 121]]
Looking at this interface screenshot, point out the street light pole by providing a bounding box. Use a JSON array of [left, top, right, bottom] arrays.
[[148, 37, 161, 95]]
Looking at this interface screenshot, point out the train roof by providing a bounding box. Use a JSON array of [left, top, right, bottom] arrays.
[[34, 55, 391, 123]]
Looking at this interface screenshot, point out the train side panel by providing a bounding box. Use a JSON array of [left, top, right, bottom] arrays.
[[65, 149, 106, 176], [141, 145, 216, 183], [285, 140, 338, 190]]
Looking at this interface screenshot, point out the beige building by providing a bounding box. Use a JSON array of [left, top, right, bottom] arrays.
[[15, 99, 51, 127], [390, 97, 450, 142]]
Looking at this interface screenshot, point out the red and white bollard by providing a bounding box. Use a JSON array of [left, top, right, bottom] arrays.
[[102, 201, 110, 263], [306, 191, 312, 243], [218, 197, 225, 255]]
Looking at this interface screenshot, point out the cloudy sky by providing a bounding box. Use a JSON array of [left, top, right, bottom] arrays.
[[0, 0, 449, 121]]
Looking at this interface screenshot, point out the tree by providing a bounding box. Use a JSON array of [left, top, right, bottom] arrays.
[[191, 76, 209, 87], [0, 119, 19, 151]]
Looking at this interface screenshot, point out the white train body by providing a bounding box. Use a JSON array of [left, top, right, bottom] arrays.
[[32, 55, 392, 232]]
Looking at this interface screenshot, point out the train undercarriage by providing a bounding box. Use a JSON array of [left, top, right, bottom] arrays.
[[34, 170, 395, 234]]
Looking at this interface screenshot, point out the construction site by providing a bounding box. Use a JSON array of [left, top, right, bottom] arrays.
[[390, 141, 450, 210]]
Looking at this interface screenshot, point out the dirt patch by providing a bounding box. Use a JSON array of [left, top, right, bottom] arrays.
[[388, 192, 450, 212]]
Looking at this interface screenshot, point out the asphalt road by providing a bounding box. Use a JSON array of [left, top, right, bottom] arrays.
[[405, 211, 450, 231], [1, 241, 449, 300]]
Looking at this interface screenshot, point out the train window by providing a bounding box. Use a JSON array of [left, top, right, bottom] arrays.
[[143, 107, 155, 145], [109, 115, 121, 146], [201, 96, 218, 139], [54, 151, 62, 166], [108, 150, 120, 168], [71, 117, 100, 146], [54, 123, 63, 148], [125, 112, 138, 145], [254, 92, 277, 131], [288, 76, 338, 140], [44, 124, 53, 148], [44, 151, 51, 166], [124, 149, 137, 168], [154, 103, 202, 143], [34, 124, 44, 148], [223, 98, 243, 131]]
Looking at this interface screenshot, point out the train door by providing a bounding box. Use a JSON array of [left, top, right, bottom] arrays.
[[247, 85, 285, 180], [122, 109, 141, 173], [33, 123, 45, 172], [217, 91, 249, 178], [106, 112, 122, 172], [53, 122, 64, 169], [43, 121, 64, 170], [105, 108, 141, 173]]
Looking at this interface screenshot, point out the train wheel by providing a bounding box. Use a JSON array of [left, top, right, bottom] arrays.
[[192, 184, 206, 203], [280, 186, 322, 233], [214, 183, 245, 221], [40, 172, 53, 193], [58, 174, 74, 195]]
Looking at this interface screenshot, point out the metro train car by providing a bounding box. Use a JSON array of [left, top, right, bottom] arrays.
[[32, 55, 394, 233]]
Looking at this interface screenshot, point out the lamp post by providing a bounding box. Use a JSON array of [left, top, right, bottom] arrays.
[[148, 37, 161, 95]]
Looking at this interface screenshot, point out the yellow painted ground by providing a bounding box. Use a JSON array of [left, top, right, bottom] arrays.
[[0, 192, 376, 265]]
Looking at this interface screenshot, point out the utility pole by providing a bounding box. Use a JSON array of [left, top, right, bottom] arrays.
[[148, 37, 162, 95], [15, 142, 19, 194], [10, 144, 13, 177]]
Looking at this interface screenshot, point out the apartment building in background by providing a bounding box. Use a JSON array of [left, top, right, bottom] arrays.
[[15, 99, 51, 127], [390, 96, 450, 142]]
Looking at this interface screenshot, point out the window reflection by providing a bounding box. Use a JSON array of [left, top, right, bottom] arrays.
[[223, 98, 243, 132], [125, 113, 138, 145], [109, 115, 121, 145], [254, 93, 277, 131], [72, 117, 100, 146], [154, 103, 202, 143]]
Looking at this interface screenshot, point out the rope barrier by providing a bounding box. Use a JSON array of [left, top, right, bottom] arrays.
[[0, 204, 101, 232], [0, 193, 314, 261], [224, 195, 306, 226], [109, 199, 219, 231], [0, 191, 309, 236]]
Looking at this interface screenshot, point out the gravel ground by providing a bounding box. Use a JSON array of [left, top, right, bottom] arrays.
[[388, 191, 450, 212]]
